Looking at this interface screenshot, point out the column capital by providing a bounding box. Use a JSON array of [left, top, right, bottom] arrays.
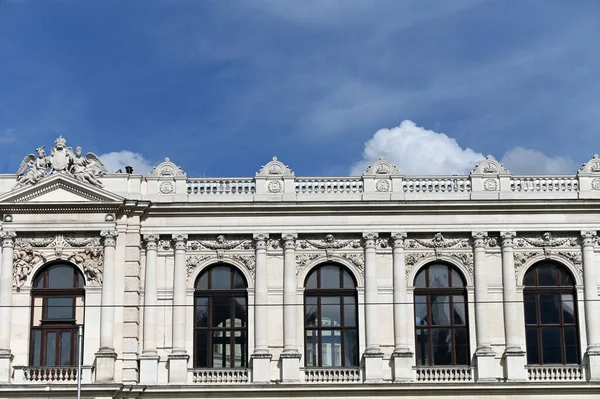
[[282, 233, 297, 249], [143, 234, 159, 251], [390, 232, 407, 248], [500, 231, 516, 247], [363, 232, 378, 249], [472, 231, 488, 247], [172, 234, 187, 251], [0, 231, 16, 248], [253, 233, 269, 250], [101, 230, 118, 247], [253, 233, 269, 241], [581, 230, 598, 247]]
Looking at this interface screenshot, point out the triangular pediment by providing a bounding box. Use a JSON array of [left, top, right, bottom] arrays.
[[0, 174, 124, 204]]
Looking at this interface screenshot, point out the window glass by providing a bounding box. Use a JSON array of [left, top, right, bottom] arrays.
[[47, 297, 74, 320], [537, 264, 557, 286], [539, 294, 560, 324], [211, 267, 231, 289], [428, 264, 449, 288], [321, 297, 341, 327], [45, 331, 57, 366], [47, 265, 77, 289], [320, 265, 340, 289], [60, 332, 71, 366]]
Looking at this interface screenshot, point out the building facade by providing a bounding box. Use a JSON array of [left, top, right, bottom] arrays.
[[0, 137, 599, 398]]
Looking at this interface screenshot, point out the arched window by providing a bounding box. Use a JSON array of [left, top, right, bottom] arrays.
[[194, 265, 248, 368], [414, 263, 469, 366], [523, 261, 579, 365], [304, 263, 358, 367], [30, 263, 85, 367]]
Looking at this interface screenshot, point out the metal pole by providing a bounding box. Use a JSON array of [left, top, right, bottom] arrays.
[[77, 324, 83, 399]]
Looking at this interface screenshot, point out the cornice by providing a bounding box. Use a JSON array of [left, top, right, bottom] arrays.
[[142, 199, 600, 217]]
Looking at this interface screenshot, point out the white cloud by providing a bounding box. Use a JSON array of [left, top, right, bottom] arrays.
[[351, 120, 577, 176], [99, 150, 154, 175], [500, 147, 577, 175], [350, 120, 485, 175]]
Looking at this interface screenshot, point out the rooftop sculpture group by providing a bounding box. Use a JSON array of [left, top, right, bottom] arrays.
[[15, 136, 107, 188]]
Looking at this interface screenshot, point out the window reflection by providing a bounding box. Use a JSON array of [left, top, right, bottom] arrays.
[[523, 261, 580, 365], [413, 263, 470, 366], [304, 263, 358, 367], [194, 265, 248, 368]]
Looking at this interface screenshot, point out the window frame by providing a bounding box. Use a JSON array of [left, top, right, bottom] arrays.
[[413, 262, 470, 367], [303, 263, 359, 368], [193, 264, 249, 369], [29, 263, 85, 367], [523, 261, 580, 365]]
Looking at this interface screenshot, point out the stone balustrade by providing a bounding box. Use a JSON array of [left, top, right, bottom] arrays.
[[526, 365, 585, 382], [303, 367, 362, 383], [13, 366, 94, 383], [415, 366, 474, 382], [191, 368, 249, 384]]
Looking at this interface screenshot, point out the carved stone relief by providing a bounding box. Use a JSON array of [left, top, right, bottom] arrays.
[[68, 247, 104, 286], [13, 233, 103, 287], [513, 232, 578, 249], [405, 233, 470, 250], [187, 235, 253, 251], [13, 246, 46, 288], [295, 234, 361, 250]]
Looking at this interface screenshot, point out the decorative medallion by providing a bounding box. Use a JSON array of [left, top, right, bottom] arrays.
[[483, 178, 498, 191], [375, 179, 391, 192], [159, 181, 174, 194], [267, 180, 283, 193], [591, 178, 600, 190]]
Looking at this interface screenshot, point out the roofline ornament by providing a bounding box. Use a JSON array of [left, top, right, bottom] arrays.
[[14, 136, 107, 189]]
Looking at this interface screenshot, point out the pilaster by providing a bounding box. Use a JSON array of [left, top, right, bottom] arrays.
[[362, 232, 383, 382], [95, 230, 118, 383], [168, 234, 189, 383], [0, 231, 15, 383], [280, 233, 301, 383], [140, 234, 159, 384], [472, 231, 496, 382], [581, 231, 600, 381], [252, 233, 272, 383], [390, 232, 414, 381], [500, 232, 527, 381]]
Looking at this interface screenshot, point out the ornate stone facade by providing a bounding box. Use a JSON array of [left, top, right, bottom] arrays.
[[0, 138, 599, 398]]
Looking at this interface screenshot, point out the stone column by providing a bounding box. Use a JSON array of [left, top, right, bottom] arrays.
[[581, 231, 600, 381], [390, 232, 414, 381], [280, 233, 301, 382], [0, 231, 15, 383], [500, 232, 527, 381], [363, 232, 383, 382], [168, 234, 189, 383], [140, 235, 160, 383], [472, 231, 496, 382], [252, 233, 272, 383], [95, 230, 118, 382]]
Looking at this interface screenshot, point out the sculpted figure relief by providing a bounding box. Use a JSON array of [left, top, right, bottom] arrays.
[[15, 136, 108, 189]]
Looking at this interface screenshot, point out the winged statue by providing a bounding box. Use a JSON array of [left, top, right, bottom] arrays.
[[14, 136, 109, 189], [15, 147, 51, 188], [70, 146, 108, 187]]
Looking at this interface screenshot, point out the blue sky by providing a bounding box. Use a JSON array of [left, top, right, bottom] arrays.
[[1, 0, 599, 177]]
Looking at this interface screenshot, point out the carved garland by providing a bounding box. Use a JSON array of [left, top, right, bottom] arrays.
[[185, 235, 257, 279], [294, 234, 364, 277]]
